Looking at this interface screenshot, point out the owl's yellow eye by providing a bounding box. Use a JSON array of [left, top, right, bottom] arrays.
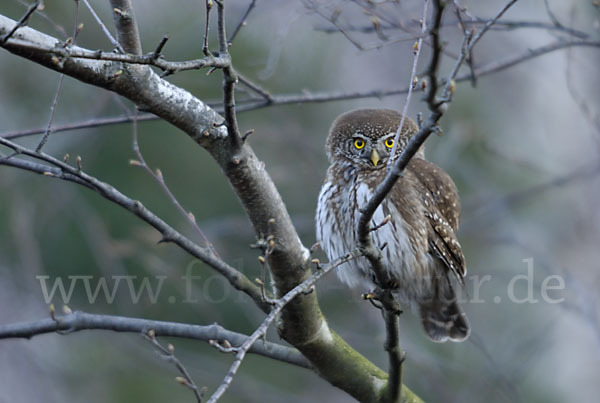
[[354, 139, 365, 149], [385, 138, 394, 148]]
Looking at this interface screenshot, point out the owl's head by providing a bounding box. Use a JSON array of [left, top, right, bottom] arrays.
[[326, 108, 421, 169]]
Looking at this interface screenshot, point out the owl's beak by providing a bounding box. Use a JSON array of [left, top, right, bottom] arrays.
[[370, 149, 380, 167]]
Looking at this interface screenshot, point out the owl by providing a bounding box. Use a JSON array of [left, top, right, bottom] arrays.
[[316, 108, 469, 342]]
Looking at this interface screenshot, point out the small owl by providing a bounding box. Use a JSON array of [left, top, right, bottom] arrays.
[[316, 108, 469, 342]]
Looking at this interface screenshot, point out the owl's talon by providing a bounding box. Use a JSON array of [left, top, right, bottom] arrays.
[[366, 297, 383, 310], [369, 215, 391, 233], [311, 258, 321, 270], [242, 129, 254, 142]]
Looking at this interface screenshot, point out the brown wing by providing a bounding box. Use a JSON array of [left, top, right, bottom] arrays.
[[408, 158, 466, 281]]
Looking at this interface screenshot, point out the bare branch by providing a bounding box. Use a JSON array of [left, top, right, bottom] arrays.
[[237, 72, 273, 103], [81, 0, 124, 52], [130, 112, 218, 255], [145, 330, 206, 402], [35, 66, 65, 152], [315, 15, 590, 40], [0, 310, 310, 368], [203, 0, 213, 56], [0, 0, 42, 46], [228, 0, 257, 45], [379, 291, 405, 403], [215, 0, 242, 150], [387, 0, 429, 168], [457, 38, 600, 82], [36, 1, 81, 152], [0, 113, 156, 140], [0, 136, 269, 312]]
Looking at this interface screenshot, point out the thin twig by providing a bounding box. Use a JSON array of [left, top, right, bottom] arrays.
[[315, 15, 589, 39], [16, 0, 68, 39], [152, 34, 169, 58], [81, 0, 124, 52], [203, 0, 213, 56], [543, 0, 562, 29], [35, 74, 65, 152], [130, 111, 219, 255], [307, 1, 364, 50], [452, 0, 477, 85], [0, 113, 157, 140], [0, 0, 42, 46], [145, 330, 206, 402], [227, 0, 257, 45], [237, 72, 272, 103], [206, 249, 363, 403], [387, 0, 429, 169], [36, 1, 80, 152]]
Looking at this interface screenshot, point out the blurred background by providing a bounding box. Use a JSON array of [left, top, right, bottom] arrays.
[[1, 0, 599, 402]]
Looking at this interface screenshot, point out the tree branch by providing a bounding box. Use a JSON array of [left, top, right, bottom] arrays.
[[215, 0, 242, 151], [81, 0, 124, 52], [130, 112, 218, 254], [228, 0, 257, 45], [109, 0, 142, 55], [0, 138, 269, 312], [145, 330, 207, 402], [0, 0, 42, 46], [0, 310, 310, 368]]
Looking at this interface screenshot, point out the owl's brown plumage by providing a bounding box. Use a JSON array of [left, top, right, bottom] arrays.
[[316, 108, 469, 342]]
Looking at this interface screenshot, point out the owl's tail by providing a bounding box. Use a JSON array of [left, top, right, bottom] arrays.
[[419, 298, 470, 343]]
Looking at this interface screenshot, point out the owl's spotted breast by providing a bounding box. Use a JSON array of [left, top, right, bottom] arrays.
[[316, 162, 434, 303]]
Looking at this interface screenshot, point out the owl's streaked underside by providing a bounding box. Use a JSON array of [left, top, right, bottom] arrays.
[[316, 108, 469, 342]]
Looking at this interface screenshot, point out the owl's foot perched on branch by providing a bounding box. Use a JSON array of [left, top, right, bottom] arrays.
[[362, 288, 403, 316]]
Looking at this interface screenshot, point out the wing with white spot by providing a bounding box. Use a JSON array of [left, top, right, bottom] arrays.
[[408, 158, 466, 280]]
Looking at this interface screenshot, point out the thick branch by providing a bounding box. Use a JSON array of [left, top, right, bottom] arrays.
[[109, 0, 142, 55]]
